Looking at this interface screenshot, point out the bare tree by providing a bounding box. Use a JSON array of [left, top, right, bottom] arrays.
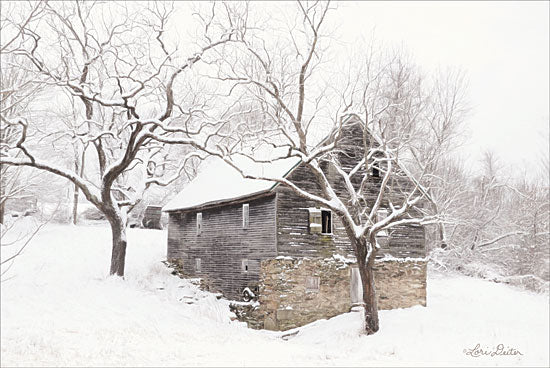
[[428, 148, 549, 292], [182, 1, 469, 334], [0, 1, 242, 276], [0, 1, 47, 224]]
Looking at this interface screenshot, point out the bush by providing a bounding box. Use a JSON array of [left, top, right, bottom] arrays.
[[80, 206, 106, 221]]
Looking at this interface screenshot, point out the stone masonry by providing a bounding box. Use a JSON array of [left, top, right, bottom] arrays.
[[168, 256, 427, 331], [258, 257, 351, 331], [374, 259, 427, 310], [252, 257, 427, 331]]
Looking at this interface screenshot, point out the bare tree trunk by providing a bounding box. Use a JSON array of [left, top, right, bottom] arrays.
[[438, 222, 447, 249], [73, 149, 87, 225], [430, 197, 447, 249], [109, 220, 127, 277], [103, 206, 127, 277], [108, 217, 127, 277], [350, 233, 380, 335], [0, 200, 5, 225], [72, 155, 79, 225], [0, 163, 6, 224], [72, 182, 79, 225], [71, 149, 86, 225], [356, 239, 379, 335]]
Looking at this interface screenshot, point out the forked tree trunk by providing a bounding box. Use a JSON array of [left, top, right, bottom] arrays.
[[356, 241, 379, 335], [348, 231, 380, 335], [104, 207, 127, 277], [109, 219, 127, 277]]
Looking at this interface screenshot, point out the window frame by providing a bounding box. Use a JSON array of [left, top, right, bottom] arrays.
[[372, 163, 380, 177], [242, 203, 249, 229], [321, 209, 332, 235], [308, 208, 333, 235], [376, 209, 389, 237], [241, 259, 249, 273], [308, 208, 322, 234], [305, 276, 320, 293], [196, 212, 202, 235], [195, 258, 201, 272]]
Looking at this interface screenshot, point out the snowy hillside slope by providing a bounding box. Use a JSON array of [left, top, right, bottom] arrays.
[[1, 223, 548, 367]]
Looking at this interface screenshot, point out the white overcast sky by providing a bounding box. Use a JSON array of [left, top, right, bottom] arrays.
[[174, 1, 549, 174], [334, 1, 549, 173]]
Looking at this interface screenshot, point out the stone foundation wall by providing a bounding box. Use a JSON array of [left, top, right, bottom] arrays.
[[257, 258, 352, 331], [254, 257, 427, 331], [165, 258, 216, 293], [374, 259, 427, 309], [168, 256, 427, 331]]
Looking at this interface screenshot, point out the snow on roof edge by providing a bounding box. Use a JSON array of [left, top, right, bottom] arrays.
[[162, 156, 300, 212], [266, 157, 303, 192], [162, 188, 273, 213]]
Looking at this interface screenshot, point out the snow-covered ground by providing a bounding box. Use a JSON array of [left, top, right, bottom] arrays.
[[1, 221, 548, 367]]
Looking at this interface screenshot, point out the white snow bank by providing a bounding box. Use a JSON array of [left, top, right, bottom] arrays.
[[162, 156, 299, 211], [1, 224, 548, 367]]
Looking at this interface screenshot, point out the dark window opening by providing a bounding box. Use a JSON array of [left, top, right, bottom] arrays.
[[241, 259, 249, 273], [321, 210, 332, 234], [372, 164, 380, 177]]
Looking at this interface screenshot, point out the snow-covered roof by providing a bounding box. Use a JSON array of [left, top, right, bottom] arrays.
[[163, 114, 432, 212], [162, 156, 300, 212]]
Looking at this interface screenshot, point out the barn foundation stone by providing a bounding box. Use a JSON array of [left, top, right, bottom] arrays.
[[245, 257, 427, 331], [167, 256, 427, 331]]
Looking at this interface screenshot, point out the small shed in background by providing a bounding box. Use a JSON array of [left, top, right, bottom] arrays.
[[142, 205, 163, 229]]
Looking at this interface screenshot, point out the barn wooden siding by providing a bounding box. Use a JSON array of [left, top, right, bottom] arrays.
[[275, 166, 354, 258], [166, 117, 426, 301], [275, 119, 426, 259], [142, 206, 162, 229], [167, 194, 277, 300]]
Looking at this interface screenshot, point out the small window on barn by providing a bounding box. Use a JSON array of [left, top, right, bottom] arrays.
[[242, 203, 249, 229], [372, 163, 380, 177], [305, 276, 320, 292], [376, 209, 389, 237], [196, 212, 202, 235], [195, 258, 201, 272], [241, 259, 249, 273], [308, 208, 322, 234], [321, 210, 332, 234], [309, 208, 332, 234]]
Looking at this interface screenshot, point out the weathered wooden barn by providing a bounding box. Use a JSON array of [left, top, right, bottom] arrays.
[[163, 116, 428, 331]]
